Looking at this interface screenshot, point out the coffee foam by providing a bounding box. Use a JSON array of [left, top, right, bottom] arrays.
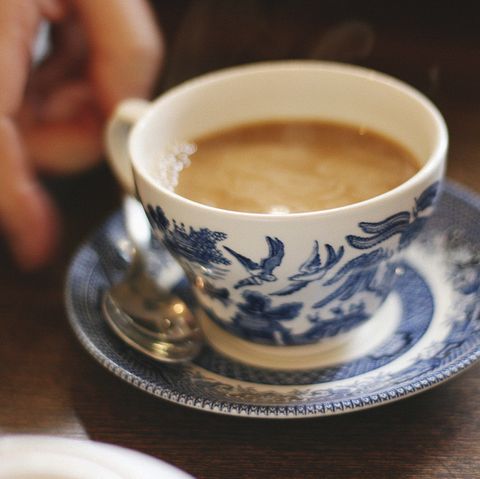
[[153, 142, 196, 191], [153, 121, 420, 214]]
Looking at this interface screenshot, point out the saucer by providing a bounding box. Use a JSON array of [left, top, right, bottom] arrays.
[[0, 435, 193, 478], [65, 181, 480, 418]]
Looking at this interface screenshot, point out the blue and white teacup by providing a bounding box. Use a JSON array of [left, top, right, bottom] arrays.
[[106, 61, 447, 366]]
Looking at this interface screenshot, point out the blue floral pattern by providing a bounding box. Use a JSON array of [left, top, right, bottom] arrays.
[[313, 253, 397, 309], [207, 290, 303, 345], [145, 183, 440, 345], [146, 205, 231, 278], [218, 290, 302, 345], [196, 261, 433, 384], [303, 302, 370, 341], [201, 280, 231, 306], [66, 180, 480, 417], [346, 181, 440, 250]]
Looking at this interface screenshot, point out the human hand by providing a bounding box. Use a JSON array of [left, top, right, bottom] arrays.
[[0, 0, 163, 270]]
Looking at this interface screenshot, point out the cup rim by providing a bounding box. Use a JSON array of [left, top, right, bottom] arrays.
[[130, 60, 448, 220]]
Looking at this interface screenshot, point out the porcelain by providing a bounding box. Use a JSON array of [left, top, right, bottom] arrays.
[[106, 61, 447, 350], [0, 435, 193, 478], [66, 182, 480, 418]]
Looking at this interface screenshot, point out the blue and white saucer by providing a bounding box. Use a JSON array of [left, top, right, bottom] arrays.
[[65, 182, 480, 418]]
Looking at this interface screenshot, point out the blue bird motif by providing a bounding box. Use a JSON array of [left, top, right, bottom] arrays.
[[273, 241, 344, 296], [224, 237, 285, 289]]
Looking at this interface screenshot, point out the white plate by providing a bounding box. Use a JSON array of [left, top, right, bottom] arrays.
[[65, 181, 480, 418], [0, 435, 193, 478]]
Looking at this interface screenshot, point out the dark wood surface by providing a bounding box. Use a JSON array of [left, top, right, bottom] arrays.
[[1, 3, 479, 478]]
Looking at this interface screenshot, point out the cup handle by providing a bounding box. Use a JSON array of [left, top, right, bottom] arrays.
[[105, 99, 151, 194]]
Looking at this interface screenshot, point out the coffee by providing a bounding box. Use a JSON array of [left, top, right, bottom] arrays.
[[160, 120, 420, 214]]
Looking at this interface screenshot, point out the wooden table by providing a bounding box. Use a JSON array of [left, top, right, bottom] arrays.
[[1, 3, 479, 478]]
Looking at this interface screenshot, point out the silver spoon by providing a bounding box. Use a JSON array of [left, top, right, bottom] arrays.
[[102, 197, 203, 363]]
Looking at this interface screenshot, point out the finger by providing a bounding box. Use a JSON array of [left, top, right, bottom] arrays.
[[21, 81, 104, 173], [0, 0, 64, 268], [24, 118, 103, 174], [34, 81, 93, 123], [19, 14, 102, 173], [19, 14, 103, 174], [28, 14, 89, 97], [73, 0, 164, 114], [0, 0, 66, 115], [0, 118, 60, 269]]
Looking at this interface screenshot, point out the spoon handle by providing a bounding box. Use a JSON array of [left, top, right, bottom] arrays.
[[123, 196, 185, 291]]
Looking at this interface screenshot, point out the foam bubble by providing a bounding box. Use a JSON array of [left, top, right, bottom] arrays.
[[154, 142, 196, 190], [269, 205, 291, 214]]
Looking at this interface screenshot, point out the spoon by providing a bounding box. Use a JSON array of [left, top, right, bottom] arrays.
[[102, 197, 203, 363]]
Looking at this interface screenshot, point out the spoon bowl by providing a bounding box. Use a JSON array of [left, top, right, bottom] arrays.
[[102, 197, 203, 363]]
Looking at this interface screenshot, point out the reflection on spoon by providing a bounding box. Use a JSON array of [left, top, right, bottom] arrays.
[[102, 197, 203, 363]]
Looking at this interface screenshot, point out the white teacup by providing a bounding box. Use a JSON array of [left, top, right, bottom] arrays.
[[106, 61, 447, 360]]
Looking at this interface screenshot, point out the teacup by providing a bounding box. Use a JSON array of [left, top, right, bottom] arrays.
[[106, 61, 447, 363]]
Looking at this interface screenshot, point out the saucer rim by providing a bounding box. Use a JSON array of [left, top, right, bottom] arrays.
[[65, 180, 480, 418]]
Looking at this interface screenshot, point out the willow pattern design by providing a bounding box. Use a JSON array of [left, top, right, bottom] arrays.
[[145, 182, 440, 345]]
